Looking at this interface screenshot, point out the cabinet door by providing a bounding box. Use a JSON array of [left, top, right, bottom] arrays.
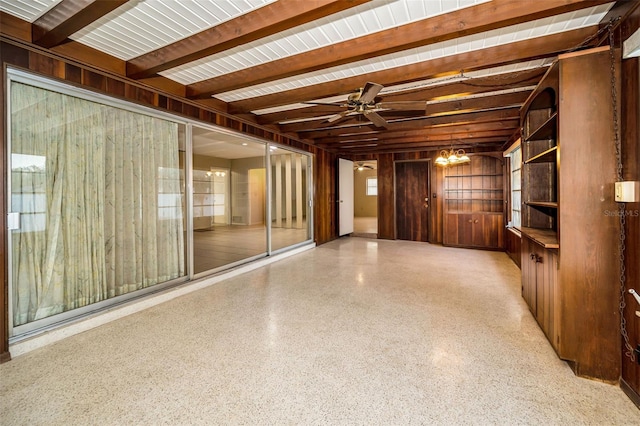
[[535, 248, 559, 350], [473, 213, 504, 249], [457, 214, 474, 246], [443, 213, 460, 246], [520, 237, 537, 314]]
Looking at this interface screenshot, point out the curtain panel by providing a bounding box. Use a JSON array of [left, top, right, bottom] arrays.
[[11, 82, 185, 326]]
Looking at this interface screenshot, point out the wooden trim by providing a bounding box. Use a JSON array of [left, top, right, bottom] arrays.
[[0, 11, 31, 42], [557, 45, 610, 60], [503, 138, 522, 156], [621, 378, 640, 409], [0, 51, 9, 364]]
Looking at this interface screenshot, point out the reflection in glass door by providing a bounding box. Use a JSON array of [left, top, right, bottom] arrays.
[[270, 148, 311, 251], [192, 126, 267, 274]]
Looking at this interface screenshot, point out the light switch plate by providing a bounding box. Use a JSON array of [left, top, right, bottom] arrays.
[[615, 181, 640, 202]]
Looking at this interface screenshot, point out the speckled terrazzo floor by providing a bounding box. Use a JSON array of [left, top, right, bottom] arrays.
[[1, 238, 639, 425]]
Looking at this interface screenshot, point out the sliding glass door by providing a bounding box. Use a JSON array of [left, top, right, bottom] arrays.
[[7, 69, 313, 338], [191, 126, 267, 275], [9, 79, 187, 332]]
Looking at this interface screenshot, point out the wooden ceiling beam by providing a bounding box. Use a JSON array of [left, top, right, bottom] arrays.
[[256, 68, 543, 125], [126, 0, 371, 80], [314, 121, 519, 145], [281, 90, 529, 133], [300, 107, 520, 139], [189, 0, 609, 97], [332, 137, 508, 154], [225, 26, 597, 112], [32, 0, 129, 48], [317, 131, 515, 149]]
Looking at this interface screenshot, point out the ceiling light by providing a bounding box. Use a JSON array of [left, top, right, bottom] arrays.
[[436, 149, 470, 167]]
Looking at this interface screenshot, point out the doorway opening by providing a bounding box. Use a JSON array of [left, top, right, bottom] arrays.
[[353, 160, 378, 238]]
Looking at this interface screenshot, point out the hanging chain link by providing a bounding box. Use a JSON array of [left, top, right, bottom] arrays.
[[608, 21, 635, 362]]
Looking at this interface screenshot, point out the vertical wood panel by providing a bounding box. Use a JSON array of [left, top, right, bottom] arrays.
[[621, 56, 640, 398], [313, 149, 337, 244], [377, 154, 394, 239], [506, 229, 522, 267], [558, 48, 620, 381]]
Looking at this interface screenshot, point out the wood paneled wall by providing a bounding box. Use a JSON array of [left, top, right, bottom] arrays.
[[0, 37, 338, 362], [505, 229, 522, 268], [621, 29, 640, 402], [348, 150, 446, 243]]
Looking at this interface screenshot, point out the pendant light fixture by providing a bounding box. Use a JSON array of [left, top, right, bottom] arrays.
[[435, 148, 470, 166]]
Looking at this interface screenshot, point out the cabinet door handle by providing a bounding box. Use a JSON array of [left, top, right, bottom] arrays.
[[535, 255, 543, 264], [474, 219, 478, 223], [530, 253, 536, 260], [468, 219, 473, 223]]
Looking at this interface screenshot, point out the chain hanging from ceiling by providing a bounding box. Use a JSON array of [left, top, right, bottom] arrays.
[[608, 18, 635, 363]]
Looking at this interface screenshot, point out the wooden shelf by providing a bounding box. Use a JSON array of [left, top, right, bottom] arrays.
[[525, 112, 557, 142], [517, 226, 558, 249], [525, 146, 557, 164], [526, 201, 558, 209]]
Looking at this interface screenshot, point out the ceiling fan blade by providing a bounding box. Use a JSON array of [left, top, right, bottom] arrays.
[[359, 82, 383, 104], [327, 110, 351, 123], [364, 110, 388, 128], [303, 101, 346, 106], [377, 101, 427, 111]]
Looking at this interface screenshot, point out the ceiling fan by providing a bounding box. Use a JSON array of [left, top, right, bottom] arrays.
[[304, 82, 426, 128], [354, 161, 374, 171]]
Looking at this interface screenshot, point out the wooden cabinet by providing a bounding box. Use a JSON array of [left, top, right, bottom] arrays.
[[521, 234, 559, 350], [518, 47, 620, 381], [443, 155, 505, 249]]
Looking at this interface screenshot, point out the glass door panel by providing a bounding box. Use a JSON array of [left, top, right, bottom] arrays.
[[191, 126, 267, 274], [270, 148, 311, 251]]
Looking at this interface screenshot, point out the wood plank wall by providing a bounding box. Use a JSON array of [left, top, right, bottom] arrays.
[[620, 7, 640, 403], [347, 150, 446, 243], [0, 36, 337, 362]]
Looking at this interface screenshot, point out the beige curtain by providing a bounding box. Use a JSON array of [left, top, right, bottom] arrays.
[[11, 83, 185, 327]]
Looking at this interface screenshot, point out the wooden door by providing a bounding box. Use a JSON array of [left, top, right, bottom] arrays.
[[395, 161, 429, 242], [338, 158, 354, 236]]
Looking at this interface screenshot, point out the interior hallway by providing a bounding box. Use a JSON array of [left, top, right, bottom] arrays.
[[1, 238, 639, 425]]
